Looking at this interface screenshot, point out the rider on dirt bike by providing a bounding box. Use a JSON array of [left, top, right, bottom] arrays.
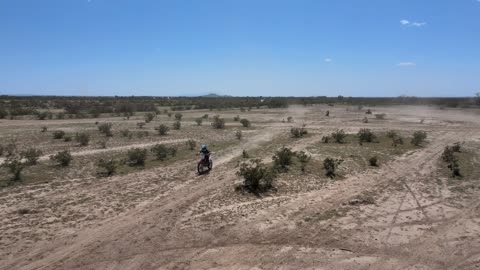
[[200, 144, 210, 163]]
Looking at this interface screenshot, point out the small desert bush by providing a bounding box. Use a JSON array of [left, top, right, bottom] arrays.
[[442, 145, 460, 176], [331, 129, 347, 143], [386, 130, 398, 138], [235, 130, 242, 140], [296, 151, 311, 172], [172, 120, 181, 130], [53, 130, 66, 139], [195, 118, 203, 126], [291, 127, 307, 138], [236, 159, 275, 194], [186, 139, 196, 150], [137, 122, 146, 129], [374, 113, 386, 119], [240, 118, 251, 128], [272, 146, 295, 171], [242, 149, 249, 158], [63, 134, 72, 142], [50, 150, 73, 167], [167, 112, 172, 118], [98, 123, 113, 137], [0, 145, 3, 156], [369, 156, 378, 166], [411, 131, 427, 146], [151, 144, 176, 160], [98, 139, 108, 149], [392, 136, 404, 147], [451, 142, 461, 152], [212, 115, 225, 129], [321, 136, 330, 143], [234, 115, 240, 121], [41, 126, 48, 133], [366, 109, 372, 114], [174, 113, 183, 120], [126, 148, 147, 166], [75, 132, 90, 146], [120, 129, 130, 137], [361, 117, 368, 123], [21, 148, 42, 165], [323, 158, 343, 177], [144, 112, 155, 123], [287, 116, 293, 123], [97, 159, 117, 177], [357, 128, 376, 143], [3, 156, 24, 182], [4, 141, 17, 157], [158, 124, 170, 135], [202, 114, 209, 119]]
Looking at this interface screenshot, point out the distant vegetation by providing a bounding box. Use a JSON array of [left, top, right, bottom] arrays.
[[1, 95, 478, 120]]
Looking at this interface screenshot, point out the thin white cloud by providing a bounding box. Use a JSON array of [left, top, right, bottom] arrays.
[[400, 19, 426, 27], [397, 62, 416, 67], [324, 58, 332, 63]]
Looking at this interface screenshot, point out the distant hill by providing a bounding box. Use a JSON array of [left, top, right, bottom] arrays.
[[200, 93, 231, 98]]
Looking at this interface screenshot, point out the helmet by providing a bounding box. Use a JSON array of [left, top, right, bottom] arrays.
[[201, 144, 207, 150]]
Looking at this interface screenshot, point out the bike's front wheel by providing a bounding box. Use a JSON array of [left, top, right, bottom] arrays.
[[197, 163, 204, 174]]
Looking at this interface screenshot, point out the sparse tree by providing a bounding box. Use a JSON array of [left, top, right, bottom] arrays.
[[272, 147, 295, 171], [323, 158, 343, 177], [212, 115, 225, 129], [97, 159, 117, 177], [50, 150, 73, 167], [172, 120, 181, 130], [296, 151, 311, 172], [236, 159, 275, 194], [357, 128, 376, 143], [21, 148, 42, 165], [75, 132, 90, 146], [291, 127, 307, 138], [158, 124, 169, 135], [151, 144, 176, 160], [126, 148, 147, 166], [144, 112, 155, 123], [240, 119, 251, 128], [98, 123, 113, 137], [411, 131, 427, 146], [331, 129, 347, 143]]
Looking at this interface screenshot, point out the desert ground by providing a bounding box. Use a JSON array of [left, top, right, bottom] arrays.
[[1, 104, 480, 269]]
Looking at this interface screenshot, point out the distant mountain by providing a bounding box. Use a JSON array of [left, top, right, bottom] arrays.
[[201, 93, 231, 97]]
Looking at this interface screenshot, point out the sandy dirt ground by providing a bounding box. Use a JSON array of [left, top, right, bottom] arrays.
[[1, 105, 480, 270]]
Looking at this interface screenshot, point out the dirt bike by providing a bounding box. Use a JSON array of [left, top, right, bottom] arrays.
[[197, 152, 213, 174]]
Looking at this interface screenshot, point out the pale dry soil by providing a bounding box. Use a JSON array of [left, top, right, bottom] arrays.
[[1, 105, 480, 270]]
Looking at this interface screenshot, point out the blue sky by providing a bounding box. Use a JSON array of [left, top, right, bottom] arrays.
[[1, 0, 479, 97]]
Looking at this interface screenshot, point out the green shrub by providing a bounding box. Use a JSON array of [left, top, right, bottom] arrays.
[[234, 115, 240, 121], [151, 144, 176, 160], [242, 149, 249, 158], [97, 159, 117, 177], [144, 112, 155, 123], [323, 158, 343, 177], [3, 156, 24, 182], [41, 126, 48, 133], [21, 148, 42, 165], [50, 150, 73, 167], [137, 122, 146, 129], [452, 142, 461, 152], [235, 130, 242, 140], [442, 145, 460, 177], [321, 136, 329, 143], [212, 115, 225, 129], [75, 132, 90, 146], [369, 156, 378, 166], [411, 131, 427, 146], [126, 148, 147, 166], [4, 141, 17, 157], [291, 127, 307, 138], [296, 151, 311, 172], [240, 118, 251, 127], [186, 139, 196, 150], [392, 136, 404, 147], [53, 130, 66, 139], [357, 128, 376, 143], [158, 124, 169, 135], [386, 130, 397, 138], [331, 129, 346, 143], [195, 118, 203, 126], [98, 123, 113, 137], [287, 116, 293, 123], [202, 114, 209, 119], [167, 112, 172, 118], [174, 113, 183, 120], [98, 139, 108, 149], [63, 134, 72, 142], [172, 120, 181, 130], [120, 129, 130, 137], [236, 159, 275, 194], [272, 147, 295, 171]]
